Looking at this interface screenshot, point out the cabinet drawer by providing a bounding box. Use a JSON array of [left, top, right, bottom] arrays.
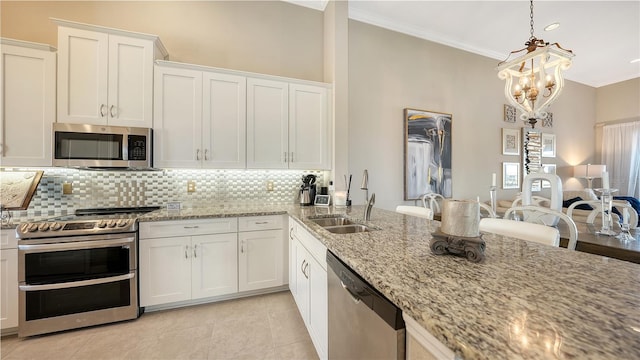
[[139, 218, 238, 238], [296, 225, 327, 270], [238, 215, 283, 232], [1, 229, 18, 249]]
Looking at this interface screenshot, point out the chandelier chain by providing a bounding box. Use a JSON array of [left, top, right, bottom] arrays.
[[529, 0, 535, 40]]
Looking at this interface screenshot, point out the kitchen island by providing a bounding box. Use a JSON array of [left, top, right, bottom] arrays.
[[138, 204, 640, 359]]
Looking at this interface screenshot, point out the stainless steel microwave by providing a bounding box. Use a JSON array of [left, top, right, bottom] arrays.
[[53, 123, 152, 169]]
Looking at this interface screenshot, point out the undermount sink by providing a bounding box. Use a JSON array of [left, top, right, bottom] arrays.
[[323, 224, 371, 234], [309, 216, 354, 227], [308, 215, 374, 234]]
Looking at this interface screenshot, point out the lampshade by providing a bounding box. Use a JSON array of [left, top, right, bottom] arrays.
[[496, 0, 574, 128], [574, 164, 606, 179]]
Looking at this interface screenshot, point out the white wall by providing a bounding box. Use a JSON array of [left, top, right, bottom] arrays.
[[348, 20, 597, 210], [2, 2, 608, 210], [596, 78, 640, 123], [0, 1, 324, 82], [594, 78, 640, 167]]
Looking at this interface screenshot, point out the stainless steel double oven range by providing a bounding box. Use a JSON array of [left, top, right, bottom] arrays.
[[16, 207, 158, 337]]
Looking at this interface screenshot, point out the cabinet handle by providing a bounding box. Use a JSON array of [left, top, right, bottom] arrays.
[[99, 104, 107, 117], [183, 226, 200, 229], [241, 240, 245, 253], [284, 152, 288, 163], [289, 227, 294, 240], [290, 152, 294, 163], [185, 245, 189, 259], [193, 244, 197, 258], [109, 105, 117, 118], [255, 221, 269, 225], [301, 259, 308, 279], [204, 149, 209, 161], [303, 261, 309, 279], [196, 149, 201, 161]]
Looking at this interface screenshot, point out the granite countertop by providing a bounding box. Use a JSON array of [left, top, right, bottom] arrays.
[[121, 205, 640, 358]]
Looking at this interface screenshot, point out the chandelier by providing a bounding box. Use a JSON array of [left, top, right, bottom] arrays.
[[497, 0, 574, 128]]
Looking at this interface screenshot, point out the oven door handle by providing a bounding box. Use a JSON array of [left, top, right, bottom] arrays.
[[18, 237, 134, 253], [19, 273, 135, 291]]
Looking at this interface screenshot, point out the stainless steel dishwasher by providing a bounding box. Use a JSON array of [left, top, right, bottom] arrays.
[[327, 251, 405, 359]]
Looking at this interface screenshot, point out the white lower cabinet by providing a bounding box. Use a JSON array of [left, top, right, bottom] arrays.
[[238, 215, 286, 292], [191, 233, 238, 299], [238, 229, 284, 291], [1, 229, 18, 331], [289, 217, 328, 360], [139, 215, 286, 308], [139, 218, 238, 307]]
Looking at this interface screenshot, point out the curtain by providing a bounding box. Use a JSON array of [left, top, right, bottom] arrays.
[[601, 121, 640, 198]]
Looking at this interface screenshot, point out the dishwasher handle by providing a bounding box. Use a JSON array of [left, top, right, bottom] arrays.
[[340, 281, 362, 304], [327, 250, 405, 330]]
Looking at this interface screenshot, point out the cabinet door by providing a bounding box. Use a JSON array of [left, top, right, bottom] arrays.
[[202, 72, 246, 168], [153, 65, 203, 168], [294, 242, 310, 326], [191, 233, 238, 299], [1, 44, 55, 167], [246, 78, 288, 169], [308, 257, 328, 360], [57, 26, 109, 125], [238, 229, 285, 291], [107, 35, 154, 127], [288, 84, 330, 170], [288, 220, 298, 297], [0, 249, 18, 329], [139, 237, 192, 306]]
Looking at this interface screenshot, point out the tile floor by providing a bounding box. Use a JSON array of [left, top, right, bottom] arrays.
[[0, 291, 319, 360]]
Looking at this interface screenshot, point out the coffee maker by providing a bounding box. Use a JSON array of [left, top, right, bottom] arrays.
[[299, 174, 317, 206]]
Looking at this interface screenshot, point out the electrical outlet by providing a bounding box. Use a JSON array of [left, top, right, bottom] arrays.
[[187, 181, 196, 193], [266, 180, 274, 192], [62, 182, 73, 195]]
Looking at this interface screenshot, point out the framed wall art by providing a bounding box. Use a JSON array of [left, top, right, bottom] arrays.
[[541, 133, 556, 158], [502, 162, 520, 189], [542, 112, 553, 128], [502, 128, 520, 156], [404, 108, 452, 200], [504, 104, 516, 123]]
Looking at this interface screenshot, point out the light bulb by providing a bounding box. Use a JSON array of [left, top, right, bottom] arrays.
[[545, 74, 555, 87]]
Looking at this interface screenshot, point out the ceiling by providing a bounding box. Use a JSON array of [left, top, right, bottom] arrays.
[[285, 0, 640, 88]]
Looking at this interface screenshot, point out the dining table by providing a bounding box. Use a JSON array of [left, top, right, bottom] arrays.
[[557, 220, 640, 264]]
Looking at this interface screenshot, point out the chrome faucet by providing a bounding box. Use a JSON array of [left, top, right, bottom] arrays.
[[364, 193, 375, 221]]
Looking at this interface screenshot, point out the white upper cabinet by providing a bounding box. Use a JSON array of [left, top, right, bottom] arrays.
[[202, 72, 246, 168], [153, 61, 246, 169], [289, 84, 330, 170], [55, 18, 167, 127], [1, 38, 56, 167], [153, 64, 203, 168], [155, 60, 330, 170], [247, 79, 331, 170], [246, 78, 289, 169]]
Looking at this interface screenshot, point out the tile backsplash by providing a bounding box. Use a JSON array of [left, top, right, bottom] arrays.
[[2, 168, 328, 222]]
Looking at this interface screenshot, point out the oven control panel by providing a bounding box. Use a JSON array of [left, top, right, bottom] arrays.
[[17, 219, 136, 239]]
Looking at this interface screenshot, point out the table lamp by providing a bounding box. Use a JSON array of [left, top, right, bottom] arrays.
[[573, 164, 606, 189]]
